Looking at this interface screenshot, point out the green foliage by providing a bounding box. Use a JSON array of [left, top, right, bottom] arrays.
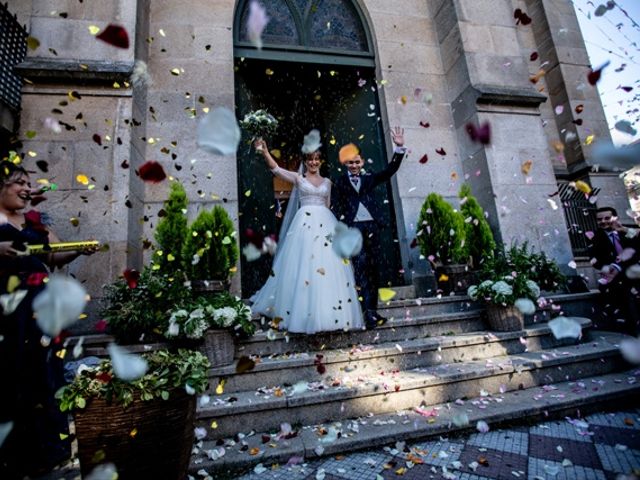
[[468, 275, 540, 306], [154, 182, 188, 273], [417, 193, 468, 265], [182, 206, 239, 281], [480, 241, 567, 292], [101, 267, 192, 343], [458, 184, 496, 269], [56, 349, 210, 411]]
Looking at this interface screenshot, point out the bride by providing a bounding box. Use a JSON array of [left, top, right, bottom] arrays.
[[250, 138, 363, 333]]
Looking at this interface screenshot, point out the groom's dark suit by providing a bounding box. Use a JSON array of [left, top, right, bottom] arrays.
[[331, 149, 406, 325]]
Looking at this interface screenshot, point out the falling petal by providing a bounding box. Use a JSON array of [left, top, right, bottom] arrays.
[[0, 422, 13, 448], [33, 275, 87, 337], [85, 463, 118, 480], [242, 243, 262, 262], [0, 289, 28, 315], [548, 316, 582, 340], [514, 298, 536, 315], [452, 412, 470, 427], [123, 269, 140, 289], [614, 120, 637, 137], [476, 421, 490, 433], [436, 147, 446, 156], [138, 161, 167, 183], [587, 61, 610, 85], [247, 1, 269, 49], [465, 122, 491, 144], [196, 107, 241, 156], [332, 222, 363, 258], [378, 288, 396, 302], [108, 343, 148, 382], [619, 337, 640, 364], [96, 24, 130, 49], [419, 154, 428, 164], [339, 143, 359, 164], [302, 129, 322, 154]]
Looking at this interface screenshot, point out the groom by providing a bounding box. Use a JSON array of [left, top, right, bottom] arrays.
[[331, 127, 407, 329]]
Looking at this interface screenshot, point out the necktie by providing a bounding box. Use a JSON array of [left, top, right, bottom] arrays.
[[610, 231, 624, 255], [350, 175, 359, 187]]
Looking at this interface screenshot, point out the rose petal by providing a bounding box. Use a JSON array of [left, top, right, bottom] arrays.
[[33, 275, 87, 337], [548, 316, 582, 340], [138, 161, 167, 183], [96, 24, 130, 49], [108, 343, 148, 382], [196, 107, 241, 156], [302, 129, 322, 154], [332, 222, 363, 259]]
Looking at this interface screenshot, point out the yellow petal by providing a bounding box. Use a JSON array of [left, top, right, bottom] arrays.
[[521, 160, 533, 175], [166, 253, 175, 262], [574, 180, 592, 194], [271, 149, 281, 159], [438, 274, 449, 282], [210, 420, 218, 429], [7, 276, 20, 293], [265, 68, 274, 76], [26, 36, 40, 50], [378, 288, 396, 302], [585, 135, 595, 145], [215, 379, 226, 395], [88, 25, 100, 35], [76, 174, 89, 185]]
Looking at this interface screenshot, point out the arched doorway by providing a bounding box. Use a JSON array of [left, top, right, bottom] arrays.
[[234, 0, 403, 296]]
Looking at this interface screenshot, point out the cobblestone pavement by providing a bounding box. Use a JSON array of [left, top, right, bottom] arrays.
[[232, 409, 640, 480]]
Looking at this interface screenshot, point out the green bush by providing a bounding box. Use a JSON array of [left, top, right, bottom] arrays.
[[101, 267, 191, 343], [458, 184, 496, 269], [181, 206, 239, 281], [154, 182, 188, 273], [417, 193, 468, 265], [481, 241, 567, 292]]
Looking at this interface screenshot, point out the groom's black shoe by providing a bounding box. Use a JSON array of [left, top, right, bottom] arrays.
[[374, 313, 388, 326], [365, 312, 378, 330]]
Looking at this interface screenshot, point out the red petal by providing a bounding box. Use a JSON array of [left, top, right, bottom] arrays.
[[95, 319, 108, 332], [419, 154, 428, 164], [410, 238, 418, 248], [96, 24, 130, 49], [419, 121, 430, 128], [436, 147, 447, 156], [123, 268, 140, 289], [92, 133, 102, 145], [138, 161, 167, 183], [587, 61, 610, 85], [620, 86, 633, 92], [530, 52, 539, 61], [244, 228, 265, 248]]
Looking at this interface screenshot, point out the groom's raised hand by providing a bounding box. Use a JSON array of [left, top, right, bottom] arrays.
[[390, 126, 405, 147]]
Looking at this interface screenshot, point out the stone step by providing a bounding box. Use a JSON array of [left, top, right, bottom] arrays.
[[195, 331, 626, 439], [190, 367, 640, 477], [239, 309, 485, 358], [209, 318, 593, 394]]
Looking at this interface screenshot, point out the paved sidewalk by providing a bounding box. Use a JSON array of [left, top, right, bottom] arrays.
[[229, 409, 640, 480]]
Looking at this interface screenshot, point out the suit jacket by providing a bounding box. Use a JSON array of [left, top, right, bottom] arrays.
[[331, 151, 405, 227], [588, 228, 640, 271]]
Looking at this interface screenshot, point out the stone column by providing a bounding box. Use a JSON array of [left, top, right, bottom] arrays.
[[433, 0, 575, 267]]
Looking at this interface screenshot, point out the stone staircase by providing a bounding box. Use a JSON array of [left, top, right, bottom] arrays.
[[189, 292, 640, 477]]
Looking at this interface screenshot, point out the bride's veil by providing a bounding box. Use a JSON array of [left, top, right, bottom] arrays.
[[274, 161, 305, 258]]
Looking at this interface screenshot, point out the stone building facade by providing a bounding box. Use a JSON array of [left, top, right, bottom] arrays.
[[5, 0, 629, 301]]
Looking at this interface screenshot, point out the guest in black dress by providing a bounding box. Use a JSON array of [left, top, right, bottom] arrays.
[[0, 161, 98, 478]]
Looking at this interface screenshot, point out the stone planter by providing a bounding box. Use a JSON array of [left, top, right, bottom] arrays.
[[74, 391, 196, 479], [485, 305, 525, 331], [201, 329, 235, 367]]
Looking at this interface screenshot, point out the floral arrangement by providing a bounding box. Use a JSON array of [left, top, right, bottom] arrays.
[[56, 349, 210, 410], [165, 292, 255, 340], [239, 109, 279, 139], [468, 273, 540, 311]]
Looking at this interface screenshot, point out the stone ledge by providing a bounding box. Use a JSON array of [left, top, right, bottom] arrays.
[[14, 58, 134, 84]]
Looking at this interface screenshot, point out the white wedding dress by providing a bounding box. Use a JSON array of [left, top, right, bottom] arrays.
[[250, 167, 363, 333]]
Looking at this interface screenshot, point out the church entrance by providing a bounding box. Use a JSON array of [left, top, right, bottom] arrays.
[[233, 0, 404, 296]]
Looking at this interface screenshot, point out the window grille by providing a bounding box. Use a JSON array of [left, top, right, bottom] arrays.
[[558, 182, 600, 257], [0, 2, 27, 111]]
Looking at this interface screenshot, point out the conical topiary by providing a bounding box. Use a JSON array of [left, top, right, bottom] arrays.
[[417, 192, 468, 266], [154, 182, 188, 273], [181, 206, 239, 281], [458, 184, 495, 269]]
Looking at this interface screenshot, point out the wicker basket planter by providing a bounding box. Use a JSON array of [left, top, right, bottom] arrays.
[[485, 305, 524, 331], [201, 329, 234, 366], [74, 391, 196, 479]]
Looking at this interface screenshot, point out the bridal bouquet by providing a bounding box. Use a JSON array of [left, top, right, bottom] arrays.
[[240, 109, 279, 142]]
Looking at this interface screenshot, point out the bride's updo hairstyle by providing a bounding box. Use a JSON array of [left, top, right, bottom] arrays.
[[0, 161, 29, 190]]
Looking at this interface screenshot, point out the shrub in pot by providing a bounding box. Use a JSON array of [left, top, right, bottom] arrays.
[[417, 192, 469, 293], [458, 184, 496, 270], [154, 181, 188, 274]]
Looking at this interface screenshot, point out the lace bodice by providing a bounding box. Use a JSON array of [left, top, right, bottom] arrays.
[[271, 166, 330, 207]]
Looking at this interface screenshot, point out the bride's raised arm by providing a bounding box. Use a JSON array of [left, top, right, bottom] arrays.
[[254, 139, 299, 185]]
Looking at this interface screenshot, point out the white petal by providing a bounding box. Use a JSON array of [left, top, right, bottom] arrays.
[[247, 1, 269, 49], [85, 463, 118, 480], [194, 426, 207, 440], [242, 243, 262, 262], [0, 289, 28, 315], [548, 316, 582, 340], [514, 298, 536, 315], [196, 107, 241, 156], [254, 463, 268, 474], [626, 265, 640, 280], [33, 275, 87, 337], [301, 129, 322, 154], [107, 343, 148, 382], [332, 222, 363, 258], [452, 412, 469, 427], [476, 420, 490, 433], [0, 421, 13, 448], [620, 337, 640, 364]]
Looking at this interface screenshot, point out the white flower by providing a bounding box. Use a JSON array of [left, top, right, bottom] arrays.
[[166, 321, 180, 337], [214, 306, 237, 328], [478, 280, 494, 289], [491, 281, 512, 296], [467, 285, 478, 300], [526, 280, 541, 298]]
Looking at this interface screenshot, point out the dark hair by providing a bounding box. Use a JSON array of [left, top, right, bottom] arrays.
[[596, 206, 618, 217], [0, 161, 28, 189]]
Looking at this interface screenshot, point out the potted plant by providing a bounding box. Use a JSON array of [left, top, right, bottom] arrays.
[[504, 242, 567, 293], [467, 272, 541, 331], [458, 184, 496, 270], [164, 292, 255, 366], [416, 192, 470, 294], [181, 205, 239, 293], [56, 349, 210, 478]]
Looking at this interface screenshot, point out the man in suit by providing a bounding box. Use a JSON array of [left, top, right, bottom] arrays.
[[331, 127, 406, 329], [589, 206, 640, 335]]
